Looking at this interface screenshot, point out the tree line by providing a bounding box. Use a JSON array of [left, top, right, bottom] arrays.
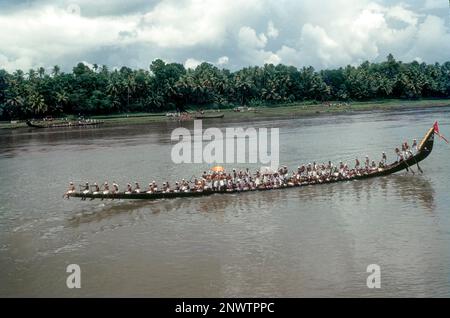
[[0, 54, 449, 119]]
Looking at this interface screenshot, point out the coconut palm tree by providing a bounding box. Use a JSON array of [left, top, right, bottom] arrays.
[[55, 91, 69, 112], [28, 92, 47, 115], [38, 67, 45, 78], [52, 65, 61, 77]]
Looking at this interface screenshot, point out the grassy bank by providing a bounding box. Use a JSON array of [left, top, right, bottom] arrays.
[[216, 98, 450, 121], [1, 98, 449, 130]]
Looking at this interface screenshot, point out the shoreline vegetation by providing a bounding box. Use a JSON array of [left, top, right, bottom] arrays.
[[1, 54, 450, 129], [1, 98, 449, 130]]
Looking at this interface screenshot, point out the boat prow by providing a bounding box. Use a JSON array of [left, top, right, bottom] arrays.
[[351, 125, 434, 179]]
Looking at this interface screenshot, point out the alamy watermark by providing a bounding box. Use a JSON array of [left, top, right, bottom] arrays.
[[66, 264, 81, 289], [366, 264, 381, 289], [171, 120, 280, 169]]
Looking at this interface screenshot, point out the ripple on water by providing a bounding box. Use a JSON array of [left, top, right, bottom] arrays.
[[12, 219, 39, 233], [40, 225, 65, 240], [52, 239, 89, 255]]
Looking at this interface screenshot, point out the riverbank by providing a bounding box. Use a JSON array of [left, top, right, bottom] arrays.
[[1, 98, 449, 130]]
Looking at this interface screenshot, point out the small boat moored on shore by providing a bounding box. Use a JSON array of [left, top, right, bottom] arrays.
[[194, 113, 224, 119]]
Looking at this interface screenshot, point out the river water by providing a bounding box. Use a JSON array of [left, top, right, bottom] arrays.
[[0, 107, 449, 297]]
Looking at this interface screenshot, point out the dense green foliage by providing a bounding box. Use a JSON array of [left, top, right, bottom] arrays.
[[1, 54, 449, 119]]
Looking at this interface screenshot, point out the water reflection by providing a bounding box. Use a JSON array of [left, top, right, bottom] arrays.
[[67, 189, 292, 226], [388, 175, 435, 212], [351, 175, 435, 212]]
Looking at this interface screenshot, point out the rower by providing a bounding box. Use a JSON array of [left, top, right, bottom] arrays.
[[134, 182, 141, 194], [212, 176, 219, 191], [91, 182, 100, 194], [255, 175, 261, 188], [193, 179, 202, 192], [396, 147, 404, 162], [82, 182, 90, 194], [78, 182, 90, 200], [180, 179, 189, 192], [412, 139, 418, 154], [206, 178, 213, 190], [327, 161, 333, 170], [405, 141, 413, 157], [103, 182, 110, 195], [371, 160, 377, 171], [400, 152, 404, 161], [355, 158, 360, 170], [343, 164, 350, 177], [64, 182, 76, 198], [112, 182, 119, 194], [126, 183, 132, 194], [226, 179, 234, 191], [364, 155, 370, 169], [199, 178, 206, 191], [403, 141, 409, 158], [219, 176, 225, 191]]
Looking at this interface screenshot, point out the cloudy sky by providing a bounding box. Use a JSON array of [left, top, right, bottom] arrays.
[[0, 0, 449, 72]]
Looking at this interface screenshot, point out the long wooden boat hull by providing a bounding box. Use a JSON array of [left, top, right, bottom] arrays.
[[194, 114, 224, 119], [69, 126, 435, 200], [26, 120, 104, 128]]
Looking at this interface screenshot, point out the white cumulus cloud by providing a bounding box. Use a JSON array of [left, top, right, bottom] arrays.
[[267, 21, 279, 38], [238, 26, 268, 49], [217, 56, 229, 65], [184, 58, 202, 69], [0, 0, 449, 72]]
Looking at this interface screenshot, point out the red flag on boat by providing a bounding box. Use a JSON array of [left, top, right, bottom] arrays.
[[434, 121, 449, 143]]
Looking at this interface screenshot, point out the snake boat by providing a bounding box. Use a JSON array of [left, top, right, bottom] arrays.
[[67, 125, 435, 201]]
